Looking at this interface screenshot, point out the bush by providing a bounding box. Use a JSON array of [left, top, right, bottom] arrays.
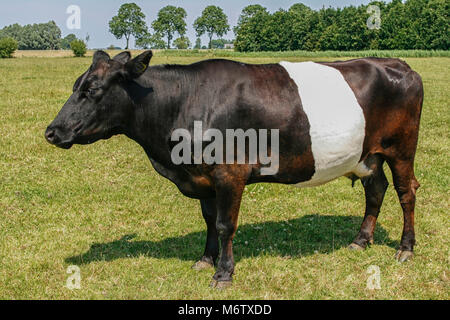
[[173, 36, 191, 50], [70, 39, 87, 57], [0, 37, 18, 58]]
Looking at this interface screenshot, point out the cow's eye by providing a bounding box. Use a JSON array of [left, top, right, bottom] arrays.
[[87, 88, 98, 96]]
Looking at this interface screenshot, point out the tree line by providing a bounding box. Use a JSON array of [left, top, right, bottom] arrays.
[[0, 21, 62, 50], [0, 21, 88, 50], [110, 1, 447, 51], [234, 0, 448, 51], [109, 3, 231, 50], [0, 1, 448, 52]]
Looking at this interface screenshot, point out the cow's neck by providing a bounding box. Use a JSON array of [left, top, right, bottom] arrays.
[[126, 65, 191, 164]]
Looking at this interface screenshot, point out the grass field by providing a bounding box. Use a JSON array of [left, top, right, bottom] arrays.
[[0, 51, 448, 299]]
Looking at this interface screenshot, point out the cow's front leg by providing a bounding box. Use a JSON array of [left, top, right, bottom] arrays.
[[209, 177, 245, 289], [192, 198, 219, 270]]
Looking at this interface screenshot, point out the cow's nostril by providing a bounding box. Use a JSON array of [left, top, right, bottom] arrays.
[[45, 128, 56, 143]]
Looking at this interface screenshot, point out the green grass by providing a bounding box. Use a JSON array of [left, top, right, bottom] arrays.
[[0, 54, 448, 299]]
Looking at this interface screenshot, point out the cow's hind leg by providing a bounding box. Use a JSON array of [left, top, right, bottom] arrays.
[[192, 198, 219, 270], [349, 155, 388, 250], [388, 159, 420, 262]]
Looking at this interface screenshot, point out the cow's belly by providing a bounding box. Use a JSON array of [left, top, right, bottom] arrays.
[[279, 61, 367, 188]]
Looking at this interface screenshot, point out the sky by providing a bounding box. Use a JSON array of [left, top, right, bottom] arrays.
[[0, 0, 379, 49]]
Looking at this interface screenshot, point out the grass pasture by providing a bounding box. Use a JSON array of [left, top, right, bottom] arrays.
[[0, 51, 448, 299]]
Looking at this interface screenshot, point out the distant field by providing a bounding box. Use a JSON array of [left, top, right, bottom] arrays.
[[0, 53, 448, 299], [13, 50, 145, 58], [13, 49, 450, 59]]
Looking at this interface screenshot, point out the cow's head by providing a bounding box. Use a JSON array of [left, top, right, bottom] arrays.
[[45, 50, 153, 149]]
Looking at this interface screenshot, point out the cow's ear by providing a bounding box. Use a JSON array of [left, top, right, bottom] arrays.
[[124, 50, 153, 79], [73, 70, 89, 92], [112, 51, 131, 64], [92, 50, 110, 65]]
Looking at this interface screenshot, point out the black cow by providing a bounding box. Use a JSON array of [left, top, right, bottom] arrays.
[[46, 51, 424, 288]]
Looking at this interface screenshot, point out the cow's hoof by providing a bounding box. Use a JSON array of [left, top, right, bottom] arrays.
[[210, 280, 232, 289], [192, 260, 214, 271], [395, 250, 413, 262], [348, 243, 365, 251]]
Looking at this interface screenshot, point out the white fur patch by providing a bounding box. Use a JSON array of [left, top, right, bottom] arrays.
[[279, 61, 366, 187], [353, 161, 373, 178]]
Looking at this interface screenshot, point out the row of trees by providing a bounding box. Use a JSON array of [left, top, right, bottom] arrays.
[[0, 21, 88, 50], [109, 0, 448, 51], [0, 21, 61, 50], [109, 3, 230, 49], [234, 0, 449, 51], [1, 1, 447, 52]]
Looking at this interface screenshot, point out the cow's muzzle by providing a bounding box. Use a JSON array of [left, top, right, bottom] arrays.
[[45, 125, 74, 149]]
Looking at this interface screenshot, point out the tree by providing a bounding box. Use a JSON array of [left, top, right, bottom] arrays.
[[135, 32, 166, 49], [194, 6, 230, 49], [0, 37, 18, 58], [109, 3, 147, 49], [234, 5, 270, 52], [378, 0, 411, 49], [194, 37, 201, 49], [70, 39, 87, 57], [60, 34, 77, 49], [288, 3, 315, 50], [211, 38, 233, 49], [26, 21, 61, 50], [152, 5, 187, 49], [0, 24, 22, 42], [173, 36, 191, 49], [262, 9, 293, 51], [22, 21, 61, 50], [210, 39, 225, 49], [414, 0, 449, 49], [0, 21, 61, 50]]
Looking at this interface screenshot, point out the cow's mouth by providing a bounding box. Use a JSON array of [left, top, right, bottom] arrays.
[[67, 122, 103, 146], [46, 122, 116, 149], [52, 133, 100, 149], [55, 141, 74, 149]]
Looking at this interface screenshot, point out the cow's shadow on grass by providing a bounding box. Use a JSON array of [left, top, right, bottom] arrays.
[[65, 214, 398, 265]]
